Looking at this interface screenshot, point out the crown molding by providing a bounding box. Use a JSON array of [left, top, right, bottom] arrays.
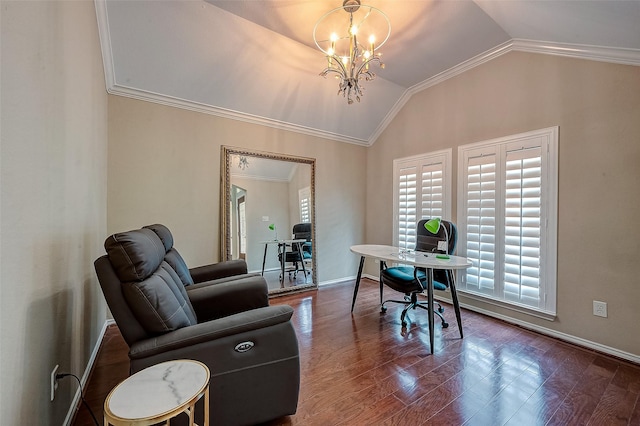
[[407, 40, 515, 98], [367, 39, 640, 145], [95, 0, 115, 89], [107, 83, 372, 147], [511, 38, 640, 67], [367, 89, 414, 145], [95, 0, 640, 148]]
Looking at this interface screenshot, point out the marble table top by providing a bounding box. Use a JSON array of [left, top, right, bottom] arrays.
[[106, 360, 209, 420], [350, 244, 472, 270]]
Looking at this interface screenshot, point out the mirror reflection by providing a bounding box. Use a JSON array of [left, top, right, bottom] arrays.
[[221, 147, 317, 294]]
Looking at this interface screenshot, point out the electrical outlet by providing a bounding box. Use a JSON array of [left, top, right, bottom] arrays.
[[593, 301, 607, 318], [50, 364, 59, 401]]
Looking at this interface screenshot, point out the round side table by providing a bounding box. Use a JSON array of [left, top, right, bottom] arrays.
[[104, 359, 210, 426]]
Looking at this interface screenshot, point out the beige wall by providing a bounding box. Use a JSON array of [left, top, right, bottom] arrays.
[[0, 0, 108, 424], [107, 96, 367, 284], [232, 176, 291, 273], [367, 51, 640, 357], [2, 3, 637, 424]]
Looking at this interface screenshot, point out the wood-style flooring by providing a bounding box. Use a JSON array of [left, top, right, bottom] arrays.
[[73, 279, 640, 426], [263, 268, 313, 292]]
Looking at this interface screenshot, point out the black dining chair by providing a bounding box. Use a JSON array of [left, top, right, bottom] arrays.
[[379, 219, 463, 337]]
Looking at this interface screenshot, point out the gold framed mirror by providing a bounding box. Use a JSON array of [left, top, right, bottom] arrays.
[[220, 146, 317, 295]]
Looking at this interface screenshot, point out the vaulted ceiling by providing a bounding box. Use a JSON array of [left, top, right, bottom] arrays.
[[96, 0, 640, 146]]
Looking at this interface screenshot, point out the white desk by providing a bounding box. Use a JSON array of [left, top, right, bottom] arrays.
[[260, 239, 307, 287], [104, 359, 210, 426], [350, 244, 471, 354]]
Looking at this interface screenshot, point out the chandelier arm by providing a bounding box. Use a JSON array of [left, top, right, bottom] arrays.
[[320, 55, 350, 78], [355, 56, 381, 77], [320, 68, 343, 79]]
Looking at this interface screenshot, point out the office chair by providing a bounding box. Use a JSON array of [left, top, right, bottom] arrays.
[[278, 223, 312, 280], [380, 219, 463, 337]]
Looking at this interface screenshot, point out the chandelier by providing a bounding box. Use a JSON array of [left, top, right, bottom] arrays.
[[237, 155, 249, 170], [313, 0, 390, 104]]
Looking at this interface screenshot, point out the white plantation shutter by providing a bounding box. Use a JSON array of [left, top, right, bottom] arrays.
[[299, 187, 311, 223], [465, 155, 497, 295], [420, 164, 444, 220], [504, 149, 542, 306], [394, 150, 452, 249], [397, 166, 418, 250], [458, 127, 558, 316]]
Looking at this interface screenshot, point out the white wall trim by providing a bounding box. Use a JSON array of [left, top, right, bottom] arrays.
[[63, 319, 116, 426], [368, 89, 414, 143], [94, 0, 640, 149], [406, 40, 515, 97], [355, 278, 639, 364], [108, 83, 371, 147], [457, 301, 640, 365], [94, 0, 115, 90], [511, 38, 640, 67]]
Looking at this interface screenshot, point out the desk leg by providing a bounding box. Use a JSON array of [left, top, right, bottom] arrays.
[[449, 271, 464, 339], [427, 268, 435, 354], [350, 256, 365, 312], [297, 243, 307, 278], [261, 244, 268, 276], [379, 261, 385, 305], [280, 243, 285, 288]]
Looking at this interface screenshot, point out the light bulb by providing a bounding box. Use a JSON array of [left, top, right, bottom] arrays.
[[368, 35, 376, 44], [350, 25, 358, 36], [330, 33, 339, 42]]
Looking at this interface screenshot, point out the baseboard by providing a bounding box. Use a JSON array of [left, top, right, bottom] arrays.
[[356, 276, 640, 364], [63, 318, 116, 426], [455, 301, 640, 365], [318, 276, 355, 287]]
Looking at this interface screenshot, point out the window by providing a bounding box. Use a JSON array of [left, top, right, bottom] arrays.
[[299, 187, 311, 223], [457, 127, 558, 316], [393, 150, 452, 249]]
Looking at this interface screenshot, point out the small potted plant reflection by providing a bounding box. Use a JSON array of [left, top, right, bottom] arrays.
[[269, 223, 278, 240]]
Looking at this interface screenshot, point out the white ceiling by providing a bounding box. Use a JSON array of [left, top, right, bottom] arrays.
[[96, 0, 640, 146]]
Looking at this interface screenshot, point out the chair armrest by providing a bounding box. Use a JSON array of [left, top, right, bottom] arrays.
[[189, 259, 248, 283], [186, 275, 269, 322], [129, 305, 293, 360]]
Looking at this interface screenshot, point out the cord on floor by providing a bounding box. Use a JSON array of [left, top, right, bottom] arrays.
[[57, 373, 100, 426]]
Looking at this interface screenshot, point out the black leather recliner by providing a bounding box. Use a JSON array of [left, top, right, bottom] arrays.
[[94, 224, 300, 426]]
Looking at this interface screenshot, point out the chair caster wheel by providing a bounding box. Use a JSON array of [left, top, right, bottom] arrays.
[[381, 306, 387, 313], [401, 321, 407, 327], [442, 322, 449, 328]]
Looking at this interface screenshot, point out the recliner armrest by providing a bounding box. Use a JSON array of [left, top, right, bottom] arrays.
[[189, 259, 248, 283], [186, 275, 269, 322], [128, 305, 294, 359]]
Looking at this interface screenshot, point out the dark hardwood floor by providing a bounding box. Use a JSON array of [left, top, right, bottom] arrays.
[[73, 279, 640, 426]]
